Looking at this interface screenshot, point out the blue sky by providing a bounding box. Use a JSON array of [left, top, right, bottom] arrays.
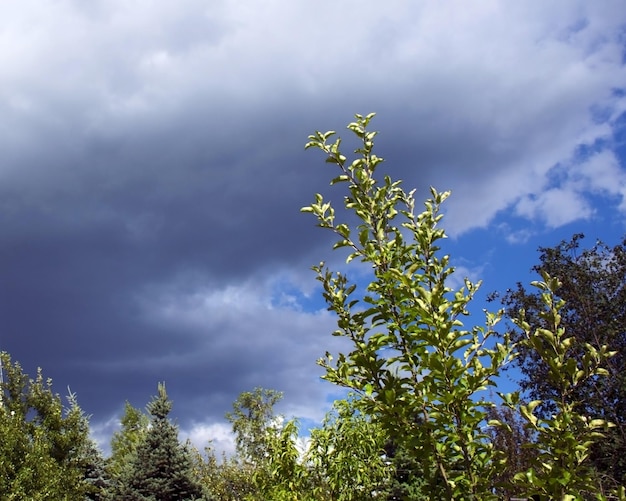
[[0, 0, 625, 454]]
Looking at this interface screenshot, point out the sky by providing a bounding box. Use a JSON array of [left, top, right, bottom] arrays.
[[1, 0, 625, 454]]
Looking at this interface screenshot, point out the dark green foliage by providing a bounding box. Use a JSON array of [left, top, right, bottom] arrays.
[[485, 404, 536, 499], [110, 383, 204, 501], [82, 440, 111, 500], [382, 433, 429, 500], [496, 234, 626, 488]]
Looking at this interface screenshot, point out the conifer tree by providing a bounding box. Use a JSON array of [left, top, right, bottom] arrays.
[[82, 439, 111, 500], [111, 383, 205, 501]]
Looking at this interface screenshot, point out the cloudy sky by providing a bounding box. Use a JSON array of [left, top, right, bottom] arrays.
[[1, 0, 625, 453]]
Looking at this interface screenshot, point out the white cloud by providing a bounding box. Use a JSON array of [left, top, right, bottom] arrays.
[[181, 420, 235, 458], [576, 149, 626, 207], [448, 264, 486, 291], [510, 147, 626, 228], [135, 272, 350, 423], [90, 414, 122, 455], [515, 188, 593, 228]]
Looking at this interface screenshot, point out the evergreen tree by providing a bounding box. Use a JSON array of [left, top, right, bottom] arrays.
[[382, 441, 429, 501], [81, 439, 111, 501], [111, 383, 204, 501]]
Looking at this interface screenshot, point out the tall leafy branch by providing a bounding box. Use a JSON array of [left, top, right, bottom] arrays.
[[302, 113, 515, 499], [505, 274, 623, 500]]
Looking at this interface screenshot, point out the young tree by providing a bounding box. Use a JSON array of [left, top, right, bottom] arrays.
[[226, 387, 283, 468], [306, 397, 395, 501], [0, 351, 98, 500], [224, 387, 310, 500], [107, 401, 150, 481], [204, 388, 393, 500], [496, 234, 626, 489], [302, 114, 515, 499], [381, 416, 429, 501], [485, 404, 536, 499], [110, 383, 205, 500], [302, 114, 622, 500], [504, 274, 619, 499], [193, 444, 255, 501], [82, 439, 111, 501]]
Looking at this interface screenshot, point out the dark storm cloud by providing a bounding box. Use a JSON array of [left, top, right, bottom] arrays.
[[0, 84, 359, 435], [1, 0, 625, 448]]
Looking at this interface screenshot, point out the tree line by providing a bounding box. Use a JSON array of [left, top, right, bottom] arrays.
[[1, 114, 625, 500]]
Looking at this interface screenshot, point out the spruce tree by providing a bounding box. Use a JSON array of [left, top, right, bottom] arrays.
[[113, 383, 204, 501], [81, 440, 111, 500]]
